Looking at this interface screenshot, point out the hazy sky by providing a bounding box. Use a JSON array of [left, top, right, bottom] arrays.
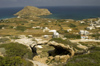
[[0, 0, 100, 8]]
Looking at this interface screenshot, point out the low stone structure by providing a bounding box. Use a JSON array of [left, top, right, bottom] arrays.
[[32, 41, 75, 63], [48, 41, 74, 57]]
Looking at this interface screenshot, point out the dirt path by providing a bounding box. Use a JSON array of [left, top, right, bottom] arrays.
[[70, 39, 100, 43]]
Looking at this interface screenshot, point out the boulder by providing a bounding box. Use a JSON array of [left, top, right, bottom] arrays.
[[77, 44, 88, 50], [54, 55, 60, 62], [59, 55, 70, 62], [0, 52, 4, 57]]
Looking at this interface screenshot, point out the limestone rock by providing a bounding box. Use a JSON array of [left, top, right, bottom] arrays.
[[48, 56, 54, 60], [54, 55, 60, 62], [59, 55, 70, 62], [48, 41, 75, 57], [47, 41, 75, 63], [77, 44, 88, 50], [33, 55, 48, 64], [0, 52, 4, 57], [33, 55, 41, 61], [32, 41, 75, 63]]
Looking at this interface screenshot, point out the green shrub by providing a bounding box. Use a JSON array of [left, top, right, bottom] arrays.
[[0, 56, 33, 66], [10, 26, 13, 29], [0, 43, 33, 66], [50, 38, 72, 45], [64, 33, 80, 39], [0, 43, 33, 59], [44, 23, 48, 25], [0, 38, 10, 43], [16, 26, 27, 31], [69, 23, 76, 28], [0, 25, 7, 29], [66, 47, 100, 66]]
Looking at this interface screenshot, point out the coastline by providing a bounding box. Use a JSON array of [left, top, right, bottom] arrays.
[[0, 16, 16, 20], [0, 6, 100, 66], [0, 6, 100, 20]]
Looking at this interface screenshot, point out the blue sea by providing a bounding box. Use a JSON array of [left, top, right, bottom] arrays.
[[0, 6, 100, 20]]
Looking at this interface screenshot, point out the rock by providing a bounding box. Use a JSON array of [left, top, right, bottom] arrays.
[[14, 6, 52, 18], [32, 41, 75, 63], [48, 41, 75, 57], [54, 55, 60, 62], [59, 55, 70, 62], [77, 44, 88, 50], [0, 48, 6, 57], [47, 41, 75, 63], [28, 35, 33, 38], [2, 27, 5, 29], [48, 56, 54, 60], [33, 55, 48, 64], [0, 52, 4, 57], [33, 55, 41, 61], [18, 35, 26, 39]]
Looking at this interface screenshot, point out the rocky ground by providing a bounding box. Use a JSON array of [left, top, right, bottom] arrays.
[[0, 35, 100, 66]]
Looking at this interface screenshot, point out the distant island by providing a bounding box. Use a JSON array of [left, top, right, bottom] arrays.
[[14, 6, 52, 18]]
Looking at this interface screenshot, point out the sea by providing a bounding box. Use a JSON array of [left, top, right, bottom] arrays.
[[0, 6, 100, 20]]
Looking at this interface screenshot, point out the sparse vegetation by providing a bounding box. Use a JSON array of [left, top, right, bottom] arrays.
[[0, 43, 33, 59], [0, 38, 10, 43], [16, 26, 27, 31], [50, 38, 84, 50], [69, 23, 76, 28], [50, 38, 71, 45], [0, 25, 7, 29], [66, 47, 100, 66], [64, 33, 80, 39], [0, 43, 33, 66]]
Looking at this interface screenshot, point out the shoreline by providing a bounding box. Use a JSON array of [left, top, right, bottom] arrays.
[[0, 16, 16, 20], [0, 6, 100, 20], [0, 15, 99, 21]]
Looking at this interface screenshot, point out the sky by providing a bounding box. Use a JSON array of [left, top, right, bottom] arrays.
[[0, 0, 100, 8]]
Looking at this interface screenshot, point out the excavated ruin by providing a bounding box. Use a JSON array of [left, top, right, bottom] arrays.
[[30, 41, 75, 63], [48, 41, 74, 57]]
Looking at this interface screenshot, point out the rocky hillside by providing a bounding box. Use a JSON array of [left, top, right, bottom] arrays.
[[14, 6, 52, 18]]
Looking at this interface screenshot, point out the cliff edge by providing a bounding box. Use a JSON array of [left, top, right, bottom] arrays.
[[14, 6, 52, 18]]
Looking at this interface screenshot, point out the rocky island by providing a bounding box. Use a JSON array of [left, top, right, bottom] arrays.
[[14, 6, 52, 18], [0, 6, 100, 66]]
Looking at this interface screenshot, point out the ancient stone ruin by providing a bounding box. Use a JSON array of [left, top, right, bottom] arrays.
[[30, 41, 75, 64], [48, 41, 74, 57]]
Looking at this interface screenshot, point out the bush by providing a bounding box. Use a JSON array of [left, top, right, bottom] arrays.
[[0, 43, 33, 59], [66, 47, 100, 66], [0, 38, 10, 43], [16, 26, 27, 31], [0, 43, 33, 66], [91, 33, 100, 40], [0, 56, 33, 66], [64, 33, 80, 39], [10, 26, 13, 29], [50, 38, 72, 45], [0, 25, 7, 29], [69, 23, 76, 28]]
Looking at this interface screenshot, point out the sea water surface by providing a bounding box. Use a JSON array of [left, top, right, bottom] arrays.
[[0, 7, 22, 19], [0, 6, 100, 20]]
